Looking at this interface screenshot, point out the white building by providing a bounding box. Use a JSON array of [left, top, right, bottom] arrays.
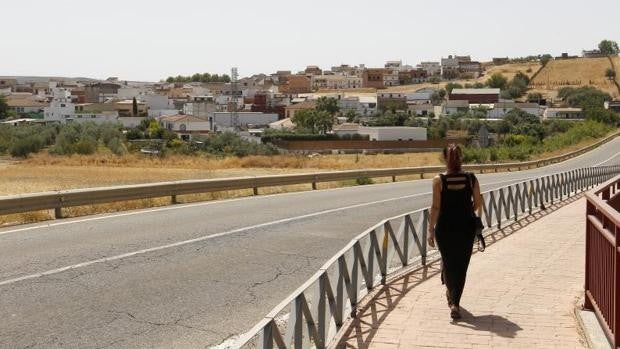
[[311, 75, 362, 90], [183, 96, 217, 118], [209, 112, 279, 130], [483, 102, 542, 118], [338, 96, 378, 116], [543, 108, 585, 120], [416, 62, 441, 76], [383, 70, 400, 87], [358, 126, 427, 141], [159, 114, 211, 140], [44, 88, 118, 124]]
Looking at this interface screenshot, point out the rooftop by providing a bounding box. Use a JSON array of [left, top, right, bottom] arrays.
[[451, 88, 501, 95]]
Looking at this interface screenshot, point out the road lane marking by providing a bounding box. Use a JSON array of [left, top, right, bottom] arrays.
[[0, 174, 559, 287], [1, 137, 617, 237]]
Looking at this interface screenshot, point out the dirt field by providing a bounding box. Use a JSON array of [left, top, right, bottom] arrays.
[[530, 57, 619, 98]]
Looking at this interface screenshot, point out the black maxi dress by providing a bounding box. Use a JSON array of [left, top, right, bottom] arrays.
[[435, 172, 476, 307]]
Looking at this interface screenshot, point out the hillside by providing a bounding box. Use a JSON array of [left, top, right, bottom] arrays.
[[530, 57, 619, 99], [385, 61, 542, 93]]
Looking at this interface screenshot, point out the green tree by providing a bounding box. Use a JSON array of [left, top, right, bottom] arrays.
[[445, 82, 463, 94], [0, 95, 7, 119], [598, 40, 620, 55], [292, 109, 333, 134], [486, 73, 508, 89], [605, 68, 616, 80], [191, 73, 202, 82], [132, 97, 138, 116], [315, 97, 340, 115], [527, 92, 543, 103], [540, 54, 553, 66], [165, 76, 175, 83]]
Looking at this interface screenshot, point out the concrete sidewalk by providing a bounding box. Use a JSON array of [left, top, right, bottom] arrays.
[[336, 196, 589, 349]]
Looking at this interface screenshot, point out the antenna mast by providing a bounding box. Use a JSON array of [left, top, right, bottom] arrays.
[[231, 67, 239, 131]]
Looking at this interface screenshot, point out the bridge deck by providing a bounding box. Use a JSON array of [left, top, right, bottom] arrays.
[[336, 196, 589, 349]]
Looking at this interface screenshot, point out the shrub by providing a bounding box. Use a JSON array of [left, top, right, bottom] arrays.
[[355, 176, 374, 185], [9, 135, 44, 158]]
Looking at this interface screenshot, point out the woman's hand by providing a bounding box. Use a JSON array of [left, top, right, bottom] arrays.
[[427, 230, 435, 248]]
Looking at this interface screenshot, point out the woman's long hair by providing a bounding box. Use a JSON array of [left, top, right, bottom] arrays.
[[443, 143, 463, 174]]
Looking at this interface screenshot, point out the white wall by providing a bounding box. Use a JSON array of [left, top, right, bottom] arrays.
[[358, 127, 427, 141], [211, 112, 279, 128]]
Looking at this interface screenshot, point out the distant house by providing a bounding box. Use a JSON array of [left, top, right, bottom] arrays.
[[362, 68, 387, 89], [408, 103, 434, 116], [358, 126, 427, 141], [304, 65, 323, 75], [311, 75, 362, 90], [84, 82, 121, 103], [5, 96, 48, 115], [285, 100, 317, 119], [442, 100, 469, 115], [339, 96, 377, 116], [582, 49, 606, 58], [543, 108, 584, 120], [449, 88, 500, 104], [484, 102, 542, 118], [210, 112, 279, 130], [159, 114, 211, 140], [279, 75, 311, 94], [416, 62, 441, 76], [332, 123, 361, 137]]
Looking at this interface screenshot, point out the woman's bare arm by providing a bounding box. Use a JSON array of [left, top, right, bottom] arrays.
[[472, 177, 482, 214], [428, 176, 441, 247]]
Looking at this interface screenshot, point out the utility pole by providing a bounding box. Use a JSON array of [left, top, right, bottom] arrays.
[[231, 67, 239, 131]]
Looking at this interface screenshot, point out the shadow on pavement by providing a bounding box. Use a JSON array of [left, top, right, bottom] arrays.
[[452, 307, 523, 338]]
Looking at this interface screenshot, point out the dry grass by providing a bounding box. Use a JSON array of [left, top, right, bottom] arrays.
[[0, 152, 442, 226], [530, 57, 619, 98], [482, 62, 542, 81]]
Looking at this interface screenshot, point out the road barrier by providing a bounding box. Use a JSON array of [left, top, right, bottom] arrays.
[[585, 174, 620, 347], [237, 165, 620, 349], [0, 132, 618, 219]]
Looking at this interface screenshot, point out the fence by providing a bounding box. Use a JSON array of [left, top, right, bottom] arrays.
[[237, 165, 620, 349], [0, 132, 618, 219], [585, 174, 620, 347]]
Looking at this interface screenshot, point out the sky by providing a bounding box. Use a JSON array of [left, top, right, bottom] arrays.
[[2, 0, 619, 82]]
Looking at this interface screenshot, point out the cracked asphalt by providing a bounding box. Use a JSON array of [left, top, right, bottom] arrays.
[[0, 138, 618, 348]]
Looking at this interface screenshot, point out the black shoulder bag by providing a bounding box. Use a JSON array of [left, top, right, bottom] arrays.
[[468, 173, 486, 252]]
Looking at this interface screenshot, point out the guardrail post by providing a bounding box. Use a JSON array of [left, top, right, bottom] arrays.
[[171, 195, 178, 204], [54, 207, 63, 219], [392, 175, 396, 182], [312, 182, 317, 190]]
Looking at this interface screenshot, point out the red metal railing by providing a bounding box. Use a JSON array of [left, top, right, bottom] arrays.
[[585, 174, 620, 348]]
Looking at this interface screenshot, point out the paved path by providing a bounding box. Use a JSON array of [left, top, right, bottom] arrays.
[[337, 197, 589, 349]]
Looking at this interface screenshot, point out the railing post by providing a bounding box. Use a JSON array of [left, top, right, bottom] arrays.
[[171, 195, 178, 204], [392, 175, 396, 182], [312, 182, 317, 190], [54, 207, 63, 219], [253, 187, 259, 195], [615, 227, 620, 348]]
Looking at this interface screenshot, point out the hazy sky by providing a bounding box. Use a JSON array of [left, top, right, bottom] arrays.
[[2, 0, 618, 81]]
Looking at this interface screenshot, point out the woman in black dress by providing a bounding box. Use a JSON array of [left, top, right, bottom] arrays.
[[427, 144, 482, 320]]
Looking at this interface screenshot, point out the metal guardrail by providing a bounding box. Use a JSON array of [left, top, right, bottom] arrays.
[[0, 132, 618, 219], [237, 165, 620, 349], [584, 174, 620, 347]]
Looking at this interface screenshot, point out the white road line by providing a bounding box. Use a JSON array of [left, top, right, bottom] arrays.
[[1, 136, 615, 237], [0, 175, 548, 287], [0, 191, 430, 287]]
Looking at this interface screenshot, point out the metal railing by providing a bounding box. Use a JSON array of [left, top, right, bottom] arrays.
[[0, 132, 618, 219], [585, 174, 620, 347], [237, 165, 620, 349]]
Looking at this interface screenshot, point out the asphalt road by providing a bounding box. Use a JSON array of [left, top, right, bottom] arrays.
[[0, 138, 619, 349]]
